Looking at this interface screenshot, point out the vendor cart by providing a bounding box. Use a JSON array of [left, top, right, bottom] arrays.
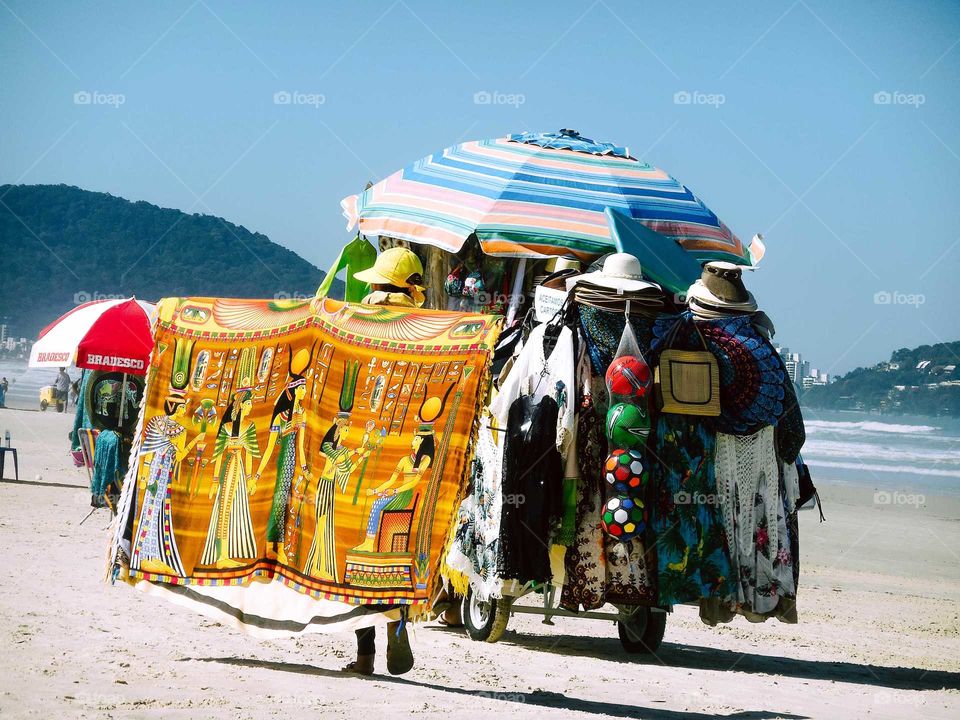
[[39, 384, 65, 412], [461, 582, 668, 654], [335, 129, 761, 656]]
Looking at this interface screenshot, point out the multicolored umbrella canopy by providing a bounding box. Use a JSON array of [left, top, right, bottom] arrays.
[[342, 129, 751, 263], [29, 298, 156, 374]]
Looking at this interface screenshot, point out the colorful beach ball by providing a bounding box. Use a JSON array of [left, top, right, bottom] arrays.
[[605, 356, 652, 399], [601, 495, 647, 541], [605, 402, 651, 449], [604, 448, 646, 494]]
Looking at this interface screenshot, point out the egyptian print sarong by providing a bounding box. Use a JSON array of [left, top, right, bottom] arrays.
[[111, 297, 499, 637]]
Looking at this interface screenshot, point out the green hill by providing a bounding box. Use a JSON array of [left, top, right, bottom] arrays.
[[803, 341, 960, 416], [0, 184, 334, 339]]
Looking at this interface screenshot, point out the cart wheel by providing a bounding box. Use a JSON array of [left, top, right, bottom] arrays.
[[463, 585, 511, 643], [40, 400, 48, 411], [618, 607, 666, 654]]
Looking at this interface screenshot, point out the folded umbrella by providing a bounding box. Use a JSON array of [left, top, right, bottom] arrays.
[[606, 208, 704, 296]]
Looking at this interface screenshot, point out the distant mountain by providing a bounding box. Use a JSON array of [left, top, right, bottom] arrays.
[[804, 341, 960, 417], [0, 184, 335, 339]]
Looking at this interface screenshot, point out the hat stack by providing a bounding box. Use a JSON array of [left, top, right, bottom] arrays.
[[686, 261, 757, 319], [531, 256, 581, 288], [566, 253, 665, 314], [687, 261, 776, 337]]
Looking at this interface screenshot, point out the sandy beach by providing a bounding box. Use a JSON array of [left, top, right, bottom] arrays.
[[0, 406, 957, 720]]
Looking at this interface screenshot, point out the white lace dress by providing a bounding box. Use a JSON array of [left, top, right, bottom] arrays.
[[714, 426, 797, 618]]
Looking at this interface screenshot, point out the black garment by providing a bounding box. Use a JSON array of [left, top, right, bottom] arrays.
[[356, 626, 376, 655], [776, 379, 806, 464], [497, 394, 564, 584]]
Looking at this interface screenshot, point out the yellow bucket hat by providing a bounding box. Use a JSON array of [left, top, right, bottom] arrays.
[[354, 247, 425, 303]]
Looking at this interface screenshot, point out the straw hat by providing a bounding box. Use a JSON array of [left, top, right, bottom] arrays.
[[566, 253, 657, 293], [544, 257, 582, 274]]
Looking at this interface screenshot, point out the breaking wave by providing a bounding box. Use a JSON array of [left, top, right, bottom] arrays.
[[805, 420, 941, 436], [805, 460, 960, 479]]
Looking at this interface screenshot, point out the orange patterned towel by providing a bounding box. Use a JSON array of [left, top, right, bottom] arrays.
[[111, 297, 500, 636]]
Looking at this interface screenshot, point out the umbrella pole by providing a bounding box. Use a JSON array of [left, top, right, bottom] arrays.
[[120, 373, 127, 424], [505, 257, 527, 325]]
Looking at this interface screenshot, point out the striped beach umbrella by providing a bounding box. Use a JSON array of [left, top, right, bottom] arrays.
[[342, 129, 751, 263], [29, 298, 156, 374]]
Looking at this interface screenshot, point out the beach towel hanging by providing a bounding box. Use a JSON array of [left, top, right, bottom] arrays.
[[110, 296, 500, 638]]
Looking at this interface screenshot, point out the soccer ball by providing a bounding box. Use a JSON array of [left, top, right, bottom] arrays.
[[603, 448, 647, 494], [605, 355, 652, 399], [605, 402, 651, 450], [601, 495, 647, 541]]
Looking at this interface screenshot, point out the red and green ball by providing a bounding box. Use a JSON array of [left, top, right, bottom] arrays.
[[604, 448, 647, 494]]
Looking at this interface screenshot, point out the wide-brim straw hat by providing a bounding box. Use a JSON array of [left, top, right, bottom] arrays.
[[566, 252, 659, 294]]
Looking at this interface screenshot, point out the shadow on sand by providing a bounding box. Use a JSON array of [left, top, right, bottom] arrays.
[[0, 477, 86, 490], [483, 629, 960, 692], [186, 655, 804, 720]]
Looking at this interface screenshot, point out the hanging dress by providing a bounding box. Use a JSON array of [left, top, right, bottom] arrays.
[[651, 414, 735, 606], [559, 388, 607, 610], [488, 321, 576, 586], [705, 427, 797, 623], [497, 393, 564, 584], [490, 322, 577, 457], [447, 417, 504, 601]]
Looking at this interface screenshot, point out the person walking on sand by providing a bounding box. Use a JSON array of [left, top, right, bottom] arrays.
[[343, 247, 426, 677], [55, 367, 71, 413]]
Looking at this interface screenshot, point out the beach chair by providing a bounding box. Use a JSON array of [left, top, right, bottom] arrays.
[[0, 446, 18, 481], [77, 428, 99, 485]]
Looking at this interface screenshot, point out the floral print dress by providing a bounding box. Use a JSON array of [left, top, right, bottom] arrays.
[[651, 415, 735, 606]]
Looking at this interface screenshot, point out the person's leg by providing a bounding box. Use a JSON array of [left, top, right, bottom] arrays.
[[433, 581, 463, 627], [357, 626, 376, 655], [344, 627, 375, 675], [443, 595, 463, 626]]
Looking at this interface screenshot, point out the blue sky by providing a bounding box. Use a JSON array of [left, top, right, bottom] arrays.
[[2, 0, 958, 374]]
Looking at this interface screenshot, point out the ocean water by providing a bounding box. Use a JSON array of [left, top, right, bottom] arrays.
[[2, 359, 957, 496], [800, 408, 960, 496], [0, 360, 69, 411]]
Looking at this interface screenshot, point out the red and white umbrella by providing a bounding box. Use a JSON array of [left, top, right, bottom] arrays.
[[29, 298, 156, 375]]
